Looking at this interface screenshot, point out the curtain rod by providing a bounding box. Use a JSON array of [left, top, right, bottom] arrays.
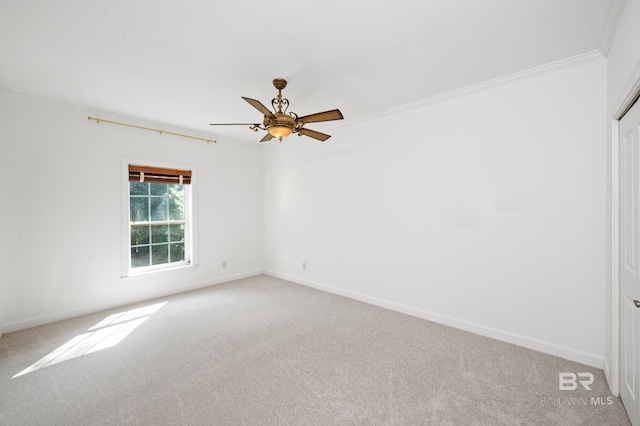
[[87, 116, 216, 144]]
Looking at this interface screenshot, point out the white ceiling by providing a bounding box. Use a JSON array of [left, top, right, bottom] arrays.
[[0, 0, 622, 143]]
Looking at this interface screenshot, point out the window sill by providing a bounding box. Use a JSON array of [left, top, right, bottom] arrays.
[[121, 262, 196, 279]]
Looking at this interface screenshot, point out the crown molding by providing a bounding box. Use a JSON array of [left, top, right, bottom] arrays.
[[599, 0, 626, 57], [339, 50, 605, 128]]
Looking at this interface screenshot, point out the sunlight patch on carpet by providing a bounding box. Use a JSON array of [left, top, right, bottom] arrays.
[[13, 301, 167, 378]]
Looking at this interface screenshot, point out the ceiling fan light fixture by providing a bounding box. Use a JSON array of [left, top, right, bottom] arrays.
[[268, 126, 292, 139], [210, 78, 343, 142]]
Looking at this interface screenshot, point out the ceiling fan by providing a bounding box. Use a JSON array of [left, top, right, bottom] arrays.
[[210, 78, 343, 142]]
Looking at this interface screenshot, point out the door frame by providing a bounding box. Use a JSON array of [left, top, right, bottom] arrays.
[[610, 67, 640, 397]]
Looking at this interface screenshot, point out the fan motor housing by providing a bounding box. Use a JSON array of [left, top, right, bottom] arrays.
[[265, 112, 296, 129]]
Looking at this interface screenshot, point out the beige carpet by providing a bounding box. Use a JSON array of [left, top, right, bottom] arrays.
[[0, 275, 630, 425]]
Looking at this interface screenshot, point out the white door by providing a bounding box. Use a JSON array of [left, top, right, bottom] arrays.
[[620, 97, 640, 426]]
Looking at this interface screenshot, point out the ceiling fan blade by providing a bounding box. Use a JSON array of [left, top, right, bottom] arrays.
[[298, 128, 331, 142], [242, 97, 274, 117], [209, 123, 260, 126], [297, 109, 343, 124], [260, 133, 275, 143]]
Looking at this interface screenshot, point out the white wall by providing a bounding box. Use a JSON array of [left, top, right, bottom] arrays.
[[264, 58, 607, 367], [0, 90, 263, 332], [0, 53, 610, 371], [604, 0, 640, 390]]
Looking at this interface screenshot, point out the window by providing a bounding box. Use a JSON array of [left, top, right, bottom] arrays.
[[126, 165, 192, 274]]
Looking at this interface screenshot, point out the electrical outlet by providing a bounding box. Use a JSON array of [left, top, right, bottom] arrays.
[[222, 260, 227, 268], [302, 262, 306, 270]]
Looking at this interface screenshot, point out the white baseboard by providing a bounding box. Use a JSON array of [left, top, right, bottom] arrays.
[[1, 269, 263, 334], [265, 270, 604, 369]]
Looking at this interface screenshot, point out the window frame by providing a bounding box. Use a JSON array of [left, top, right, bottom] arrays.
[[121, 159, 197, 278]]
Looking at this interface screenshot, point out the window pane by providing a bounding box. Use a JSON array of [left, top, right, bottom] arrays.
[[130, 197, 149, 222], [131, 246, 150, 268], [169, 223, 185, 242], [169, 196, 185, 220], [168, 184, 184, 198], [151, 244, 169, 265], [129, 182, 148, 196], [131, 225, 150, 245], [150, 197, 168, 221], [151, 224, 168, 244], [150, 183, 168, 196], [170, 243, 185, 263]]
